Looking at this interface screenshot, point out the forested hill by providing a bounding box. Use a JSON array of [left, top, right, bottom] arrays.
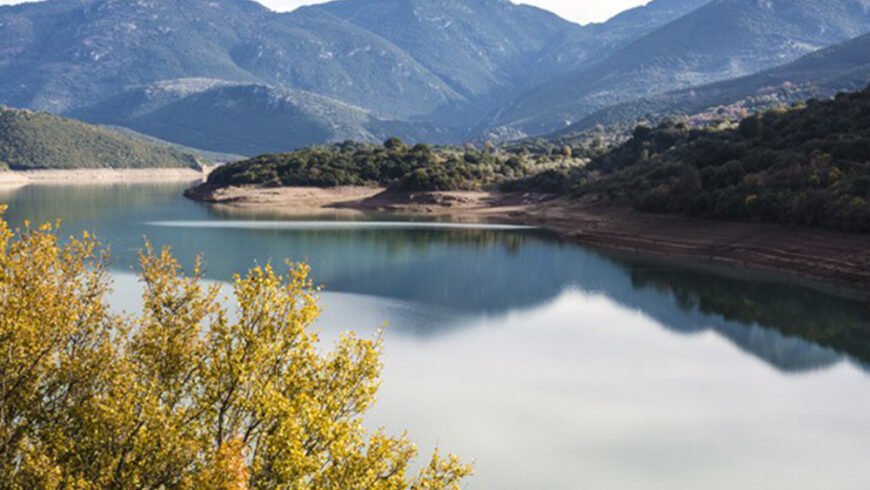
[[0, 107, 200, 170], [200, 85, 870, 233], [577, 85, 870, 232], [203, 138, 587, 193]]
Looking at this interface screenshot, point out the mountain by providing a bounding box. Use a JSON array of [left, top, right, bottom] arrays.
[[0, 0, 723, 153], [231, 6, 463, 118], [559, 31, 870, 134], [5, 0, 870, 152], [486, 0, 870, 137], [0, 106, 200, 170], [0, 0, 463, 116], [316, 0, 580, 97], [0, 0, 577, 116], [0, 0, 262, 113], [531, 0, 712, 76], [70, 79, 456, 156]]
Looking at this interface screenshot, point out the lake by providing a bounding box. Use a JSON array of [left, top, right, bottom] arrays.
[[2, 182, 869, 490]]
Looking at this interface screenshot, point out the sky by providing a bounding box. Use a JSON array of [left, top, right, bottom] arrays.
[[255, 0, 649, 24], [0, 0, 650, 25]]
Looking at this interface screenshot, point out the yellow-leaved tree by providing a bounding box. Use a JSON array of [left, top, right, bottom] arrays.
[[0, 208, 472, 489]]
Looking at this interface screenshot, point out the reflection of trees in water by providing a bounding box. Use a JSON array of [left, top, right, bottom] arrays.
[[7, 183, 868, 374], [852, 359, 870, 375], [617, 257, 870, 371], [136, 217, 870, 373], [289, 227, 870, 373], [0, 183, 191, 228], [122, 224, 541, 290], [320, 232, 573, 313]]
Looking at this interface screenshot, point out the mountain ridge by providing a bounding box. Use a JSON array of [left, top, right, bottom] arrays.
[[485, 0, 870, 137], [3, 0, 870, 153], [556, 31, 870, 135]]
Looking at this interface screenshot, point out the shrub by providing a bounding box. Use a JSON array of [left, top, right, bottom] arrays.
[[0, 210, 472, 489]]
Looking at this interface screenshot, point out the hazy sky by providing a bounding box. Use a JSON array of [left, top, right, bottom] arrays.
[[256, 0, 650, 24], [0, 0, 650, 24]]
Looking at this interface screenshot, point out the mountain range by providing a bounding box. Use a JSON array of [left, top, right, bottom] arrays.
[[485, 0, 870, 136], [1, 0, 870, 155], [557, 30, 870, 136]]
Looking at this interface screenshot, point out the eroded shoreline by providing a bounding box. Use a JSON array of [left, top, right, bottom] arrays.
[[0, 168, 205, 186], [186, 184, 870, 298]]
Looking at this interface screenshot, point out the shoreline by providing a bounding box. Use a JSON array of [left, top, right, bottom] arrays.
[[0, 168, 205, 186], [186, 184, 870, 299]]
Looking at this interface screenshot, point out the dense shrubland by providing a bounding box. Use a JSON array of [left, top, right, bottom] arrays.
[[206, 137, 586, 192], [204, 85, 870, 232], [0, 210, 471, 489], [576, 85, 870, 232], [0, 106, 201, 169]]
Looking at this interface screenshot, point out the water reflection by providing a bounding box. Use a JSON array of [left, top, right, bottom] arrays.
[[2, 183, 869, 375], [4, 182, 870, 489], [618, 257, 870, 373]]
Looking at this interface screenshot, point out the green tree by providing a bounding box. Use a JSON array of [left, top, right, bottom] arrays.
[[384, 137, 406, 151]]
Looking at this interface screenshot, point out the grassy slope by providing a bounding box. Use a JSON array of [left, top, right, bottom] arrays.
[[0, 107, 200, 169]]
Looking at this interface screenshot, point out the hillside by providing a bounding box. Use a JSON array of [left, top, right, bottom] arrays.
[[0, 0, 463, 118], [193, 84, 870, 233], [316, 0, 580, 97], [0, 0, 572, 116], [576, 85, 870, 232], [71, 80, 458, 156], [531, 0, 711, 76], [0, 0, 741, 152], [0, 106, 200, 170], [5, 0, 870, 151], [198, 137, 584, 193], [487, 0, 870, 136], [559, 31, 870, 134]]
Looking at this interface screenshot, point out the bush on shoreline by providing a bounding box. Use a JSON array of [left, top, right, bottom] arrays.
[[206, 138, 586, 192], [203, 85, 870, 232]]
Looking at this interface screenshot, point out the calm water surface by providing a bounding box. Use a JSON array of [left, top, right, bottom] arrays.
[[2, 183, 870, 490]]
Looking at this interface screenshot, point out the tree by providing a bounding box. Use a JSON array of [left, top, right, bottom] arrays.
[[383, 137, 406, 151], [0, 209, 472, 489]]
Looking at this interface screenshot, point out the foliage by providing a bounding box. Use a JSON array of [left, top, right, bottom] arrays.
[[0, 209, 471, 489], [207, 138, 585, 192], [0, 106, 200, 170], [577, 85, 870, 232]]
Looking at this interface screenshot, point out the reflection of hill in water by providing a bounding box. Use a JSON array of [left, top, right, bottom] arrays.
[[618, 260, 870, 372], [852, 360, 870, 375], [115, 219, 870, 375], [0, 182, 192, 226], [3, 183, 868, 375]]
